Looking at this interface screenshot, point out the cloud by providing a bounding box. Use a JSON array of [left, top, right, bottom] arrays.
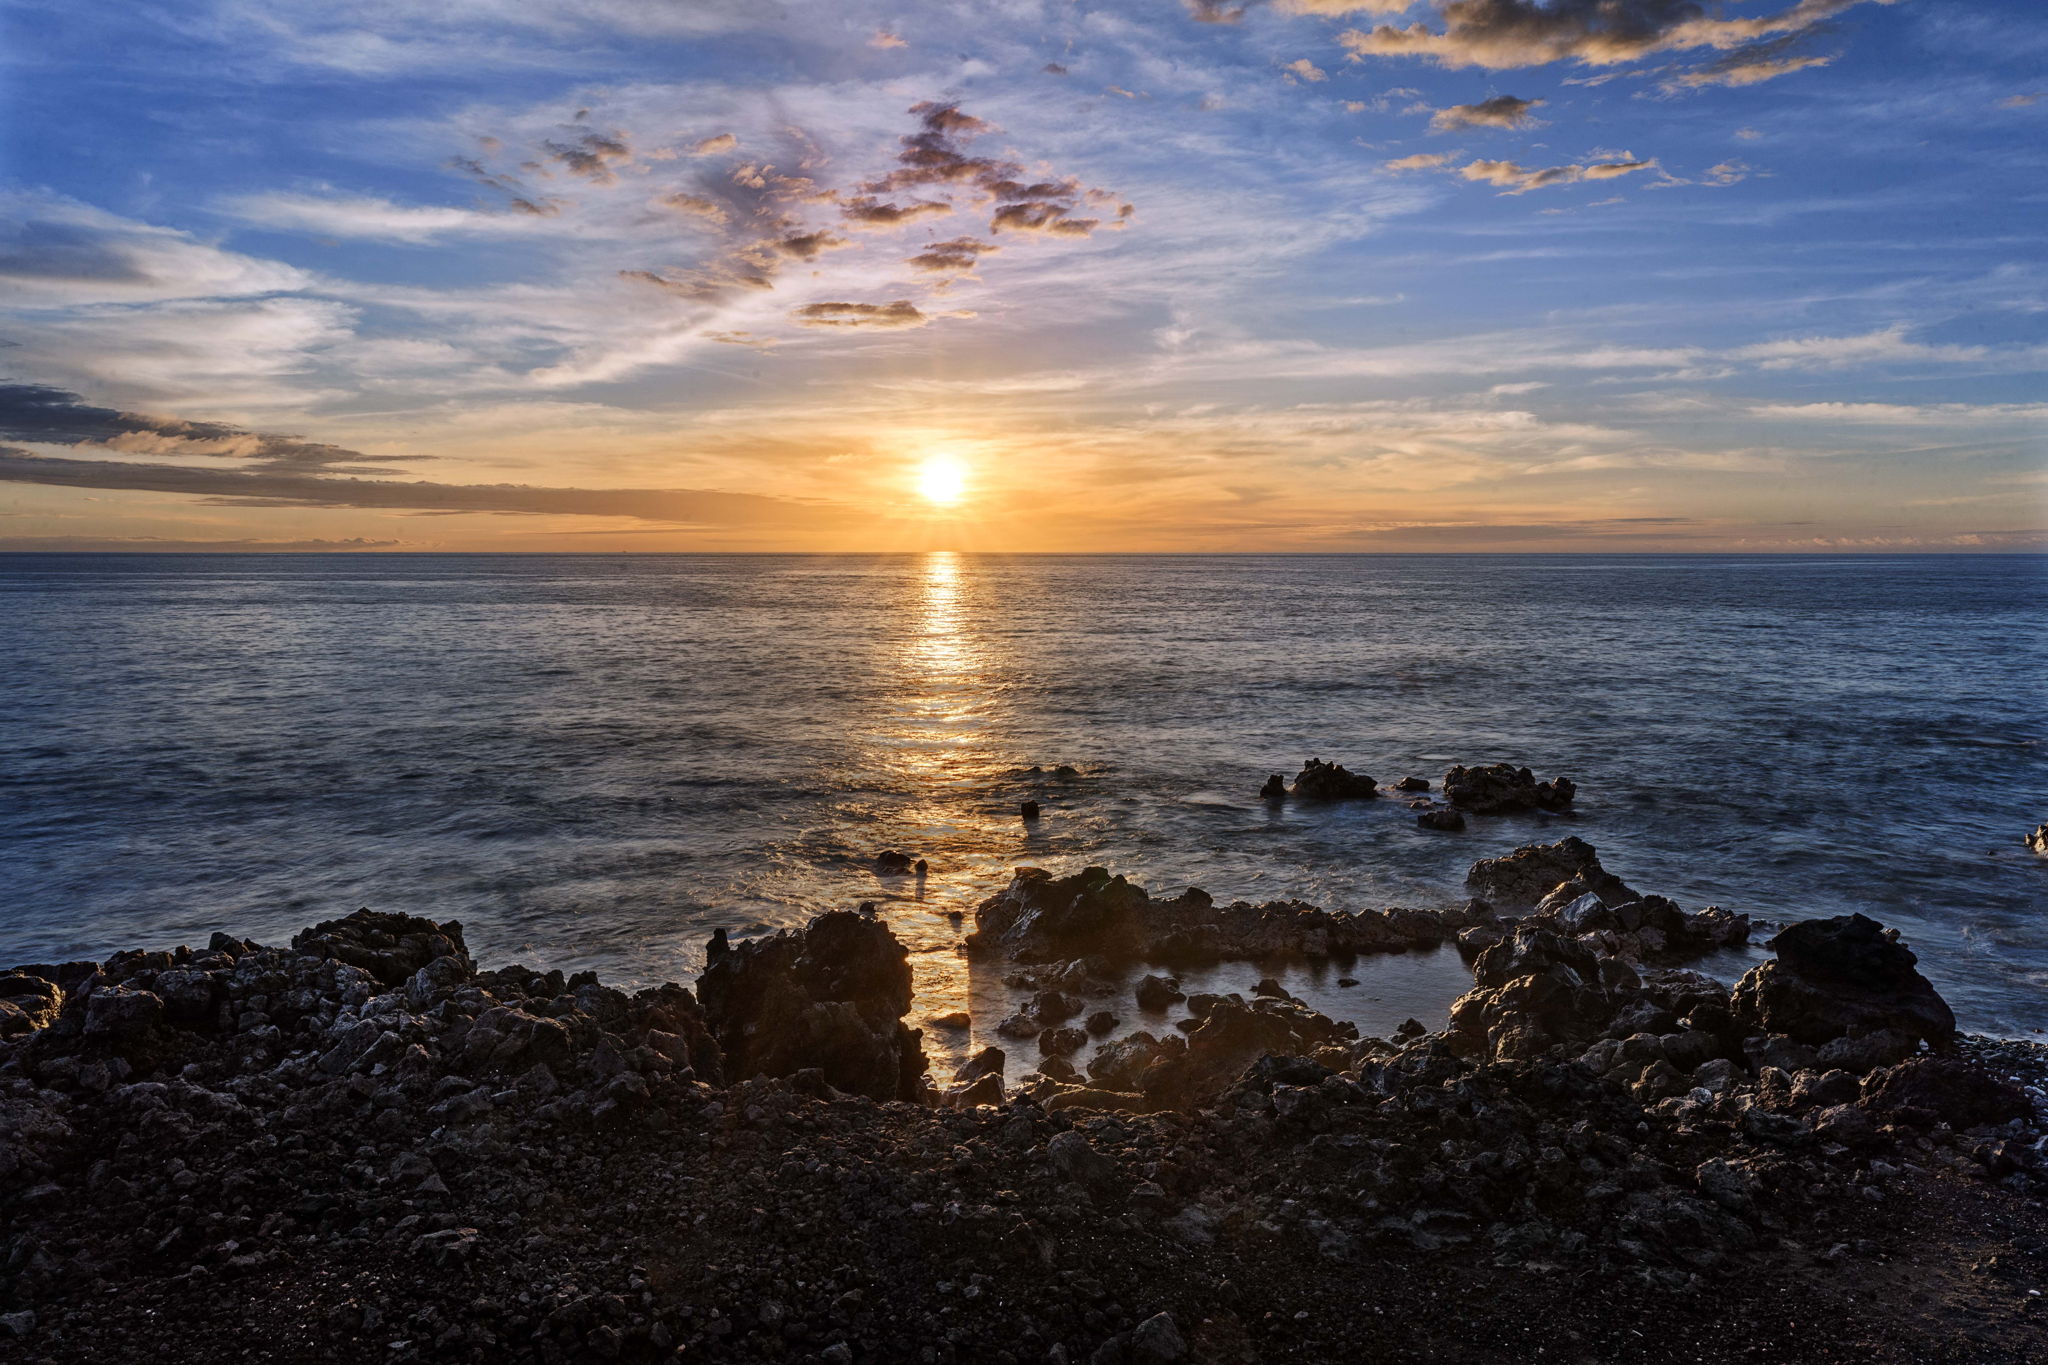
[[1664, 34, 1831, 89], [857, 101, 1130, 241], [0, 381, 413, 472], [869, 29, 906, 49], [907, 238, 1001, 273], [792, 300, 930, 328], [0, 196, 311, 306], [660, 192, 730, 225], [839, 195, 952, 228], [1460, 156, 1654, 193], [1701, 160, 1751, 185], [1280, 0, 1417, 13], [689, 133, 739, 155], [224, 191, 553, 243], [0, 536, 403, 551], [1338, 0, 1889, 71], [1185, 0, 1250, 22], [2001, 92, 2044, 109], [1385, 152, 1454, 170], [1042, 62, 1069, 75], [4, 296, 357, 406], [1429, 94, 1544, 129], [543, 129, 632, 183], [1285, 58, 1329, 82], [0, 449, 842, 528], [1732, 325, 1995, 370]]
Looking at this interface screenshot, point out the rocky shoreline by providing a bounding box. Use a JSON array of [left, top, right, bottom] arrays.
[[3, 838, 2045, 1363]]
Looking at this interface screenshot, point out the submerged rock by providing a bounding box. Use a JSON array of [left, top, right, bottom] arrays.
[[1417, 808, 1466, 831], [1730, 913, 1956, 1046], [1441, 763, 1575, 815]]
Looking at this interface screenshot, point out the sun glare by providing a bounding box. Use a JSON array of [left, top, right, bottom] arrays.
[[915, 455, 969, 506]]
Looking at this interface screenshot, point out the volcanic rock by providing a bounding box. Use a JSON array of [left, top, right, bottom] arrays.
[[695, 910, 927, 1101], [1730, 914, 1956, 1046], [289, 909, 470, 987], [1465, 837, 1635, 913], [1441, 763, 1575, 815], [1289, 758, 1377, 800]]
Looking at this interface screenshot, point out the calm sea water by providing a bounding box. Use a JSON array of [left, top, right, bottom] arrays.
[[4, 553, 2044, 1055]]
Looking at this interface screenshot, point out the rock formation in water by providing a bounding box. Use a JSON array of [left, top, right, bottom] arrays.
[[1286, 758, 1378, 800], [1442, 763, 1575, 814]]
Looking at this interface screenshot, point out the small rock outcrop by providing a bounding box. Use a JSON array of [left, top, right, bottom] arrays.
[[1441, 763, 1575, 814], [695, 910, 927, 1102], [1464, 836, 1633, 911], [1730, 913, 1956, 1046], [1288, 758, 1377, 800], [2027, 823, 2047, 855], [965, 866, 1151, 962], [289, 909, 471, 987]]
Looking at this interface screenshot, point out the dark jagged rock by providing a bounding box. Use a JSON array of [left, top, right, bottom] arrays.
[[1134, 974, 1185, 1011], [1417, 808, 1465, 831], [1259, 773, 1286, 800], [966, 866, 1150, 962], [2026, 823, 2047, 855], [1139, 996, 1357, 1110], [1289, 758, 1377, 800], [1441, 763, 1575, 814], [695, 910, 927, 1102], [1394, 776, 1430, 793], [1020, 799, 1041, 820], [1730, 914, 1956, 1046], [1526, 887, 1751, 966], [1465, 836, 1634, 912], [874, 850, 916, 875], [289, 909, 470, 987]]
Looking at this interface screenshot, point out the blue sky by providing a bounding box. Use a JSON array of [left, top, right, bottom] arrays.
[[0, 0, 2042, 550]]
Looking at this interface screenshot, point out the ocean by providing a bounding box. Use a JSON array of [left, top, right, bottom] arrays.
[[5, 552, 2044, 1064]]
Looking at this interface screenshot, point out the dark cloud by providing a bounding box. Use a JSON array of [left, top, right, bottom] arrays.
[[1665, 33, 1832, 88], [856, 102, 1129, 240], [1430, 94, 1545, 130], [1186, 0, 1251, 21], [1042, 62, 1070, 75], [0, 382, 414, 473], [0, 449, 842, 528], [838, 195, 952, 228], [907, 238, 1001, 273], [1338, 0, 1881, 71], [792, 301, 928, 329], [543, 130, 632, 183], [0, 536, 402, 552]]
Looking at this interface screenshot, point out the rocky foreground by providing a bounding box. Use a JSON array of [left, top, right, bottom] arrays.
[[3, 841, 2045, 1364]]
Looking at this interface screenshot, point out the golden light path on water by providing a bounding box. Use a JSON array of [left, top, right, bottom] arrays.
[[867, 552, 1482, 1085]]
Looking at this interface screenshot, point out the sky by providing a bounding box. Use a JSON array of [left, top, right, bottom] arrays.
[[0, 0, 2043, 552]]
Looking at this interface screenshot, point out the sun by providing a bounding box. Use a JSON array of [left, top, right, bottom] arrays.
[[915, 454, 969, 506]]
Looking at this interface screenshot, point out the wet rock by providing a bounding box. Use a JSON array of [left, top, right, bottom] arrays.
[[1085, 1010, 1119, 1035], [1289, 758, 1377, 800], [289, 909, 470, 988], [927, 1011, 972, 1030], [2026, 824, 2047, 855], [1731, 914, 1955, 1046], [1441, 763, 1575, 815], [874, 850, 916, 875], [967, 867, 1150, 962], [1394, 776, 1430, 793], [1141, 997, 1356, 1110], [695, 909, 926, 1102], [1417, 808, 1466, 832], [944, 1047, 1007, 1108], [1259, 774, 1286, 800], [1021, 800, 1041, 821], [1464, 837, 1634, 913], [1039, 1026, 1088, 1056]]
